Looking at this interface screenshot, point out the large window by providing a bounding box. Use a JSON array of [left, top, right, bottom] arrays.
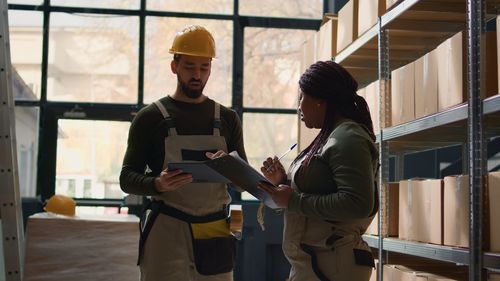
[[8, 1, 323, 206], [242, 113, 298, 200], [147, 0, 233, 15], [9, 10, 43, 100], [15, 106, 39, 197], [144, 17, 233, 106], [55, 120, 130, 199], [244, 27, 315, 109], [47, 13, 139, 103], [50, 0, 139, 9], [239, 0, 323, 19]]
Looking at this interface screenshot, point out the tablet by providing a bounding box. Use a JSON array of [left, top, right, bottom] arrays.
[[167, 162, 231, 183]]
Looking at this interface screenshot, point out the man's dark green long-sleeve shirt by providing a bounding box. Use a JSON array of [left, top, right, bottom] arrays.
[[120, 96, 246, 196]]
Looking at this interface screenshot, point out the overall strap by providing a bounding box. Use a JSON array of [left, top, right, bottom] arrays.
[[154, 100, 177, 136], [213, 103, 221, 137]]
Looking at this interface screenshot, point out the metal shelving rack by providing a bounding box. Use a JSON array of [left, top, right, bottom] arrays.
[[333, 0, 500, 280], [0, 0, 24, 280]]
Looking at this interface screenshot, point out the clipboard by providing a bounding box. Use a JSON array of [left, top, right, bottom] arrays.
[[205, 152, 279, 209], [168, 152, 279, 209], [167, 162, 231, 183]]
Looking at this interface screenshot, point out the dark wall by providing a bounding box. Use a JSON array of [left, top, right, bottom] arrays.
[[234, 203, 290, 281]]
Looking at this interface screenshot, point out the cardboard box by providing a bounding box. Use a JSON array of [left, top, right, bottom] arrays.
[[497, 17, 500, 96], [443, 175, 469, 248], [383, 264, 466, 281], [489, 172, 500, 252], [386, 0, 399, 10], [391, 62, 415, 125], [489, 273, 500, 281], [301, 33, 316, 73], [358, 0, 385, 36], [24, 213, 140, 281], [365, 183, 399, 236], [414, 50, 438, 118], [337, 0, 359, 52], [316, 14, 338, 61], [437, 32, 465, 111], [364, 80, 382, 132], [485, 31, 498, 98], [399, 179, 443, 245]]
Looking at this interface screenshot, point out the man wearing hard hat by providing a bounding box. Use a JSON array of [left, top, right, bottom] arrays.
[[120, 25, 247, 281]]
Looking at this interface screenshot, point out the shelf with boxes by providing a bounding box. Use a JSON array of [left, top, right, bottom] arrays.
[[381, 95, 500, 153], [363, 235, 500, 270], [323, 0, 500, 280], [361, 174, 500, 271], [332, 0, 498, 89], [299, 0, 500, 278]]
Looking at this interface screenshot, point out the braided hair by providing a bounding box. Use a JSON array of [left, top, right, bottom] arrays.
[[295, 60, 376, 167]]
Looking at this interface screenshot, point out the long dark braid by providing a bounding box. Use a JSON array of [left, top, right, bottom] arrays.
[[294, 60, 376, 167]]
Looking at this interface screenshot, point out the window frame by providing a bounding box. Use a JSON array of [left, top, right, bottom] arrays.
[[9, 0, 327, 206]]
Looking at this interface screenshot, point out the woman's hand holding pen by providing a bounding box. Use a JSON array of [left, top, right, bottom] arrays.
[[205, 150, 226, 159], [261, 156, 287, 186]]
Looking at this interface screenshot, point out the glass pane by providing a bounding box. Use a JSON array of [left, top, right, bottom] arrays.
[[9, 10, 43, 100], [15, 106, 39, 197], [242, 113, 298, 200], [239, 0, 323, 19], [50, 0, 139, 9], [8, 0, 42, 4], [48, 13, 139, 103], [147, 0, 232, 14], [144, 17, 232, 106], [56, 120, 130, 199], [244, 28, 314, 108]]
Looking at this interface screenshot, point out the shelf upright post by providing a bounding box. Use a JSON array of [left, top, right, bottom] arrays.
[[377, 16, 390, 281], [467, 0, 486, 280], [394, 152, 404, 181], [0, 0, 25, 280]]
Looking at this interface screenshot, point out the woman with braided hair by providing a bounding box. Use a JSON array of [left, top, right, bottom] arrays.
[[258, 60, 379, 281]]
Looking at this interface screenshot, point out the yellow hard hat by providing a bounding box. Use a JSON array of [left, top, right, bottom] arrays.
[[169, 25, 216, 58], [44, 194, 76, 217]]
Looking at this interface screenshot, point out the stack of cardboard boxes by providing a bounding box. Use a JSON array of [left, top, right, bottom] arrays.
[[390, 31, 497, 126], [395, 172, 500, 250]]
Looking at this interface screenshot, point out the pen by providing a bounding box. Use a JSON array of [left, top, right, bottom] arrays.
[[266, 143, 297, 172]]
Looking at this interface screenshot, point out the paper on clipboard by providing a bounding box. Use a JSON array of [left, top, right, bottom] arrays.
[[205, 152, 279, 209], [168, 152, 279, 209]]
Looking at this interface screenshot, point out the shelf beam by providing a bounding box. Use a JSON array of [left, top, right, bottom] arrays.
[[363, 236, 500, 270]]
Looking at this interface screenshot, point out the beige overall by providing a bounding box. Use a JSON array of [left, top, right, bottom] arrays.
[[283, 159, 375, 281], [140, 100, 233, 281]]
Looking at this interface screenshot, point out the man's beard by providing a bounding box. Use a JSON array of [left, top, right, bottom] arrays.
[[179, 77, 205, 99]]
